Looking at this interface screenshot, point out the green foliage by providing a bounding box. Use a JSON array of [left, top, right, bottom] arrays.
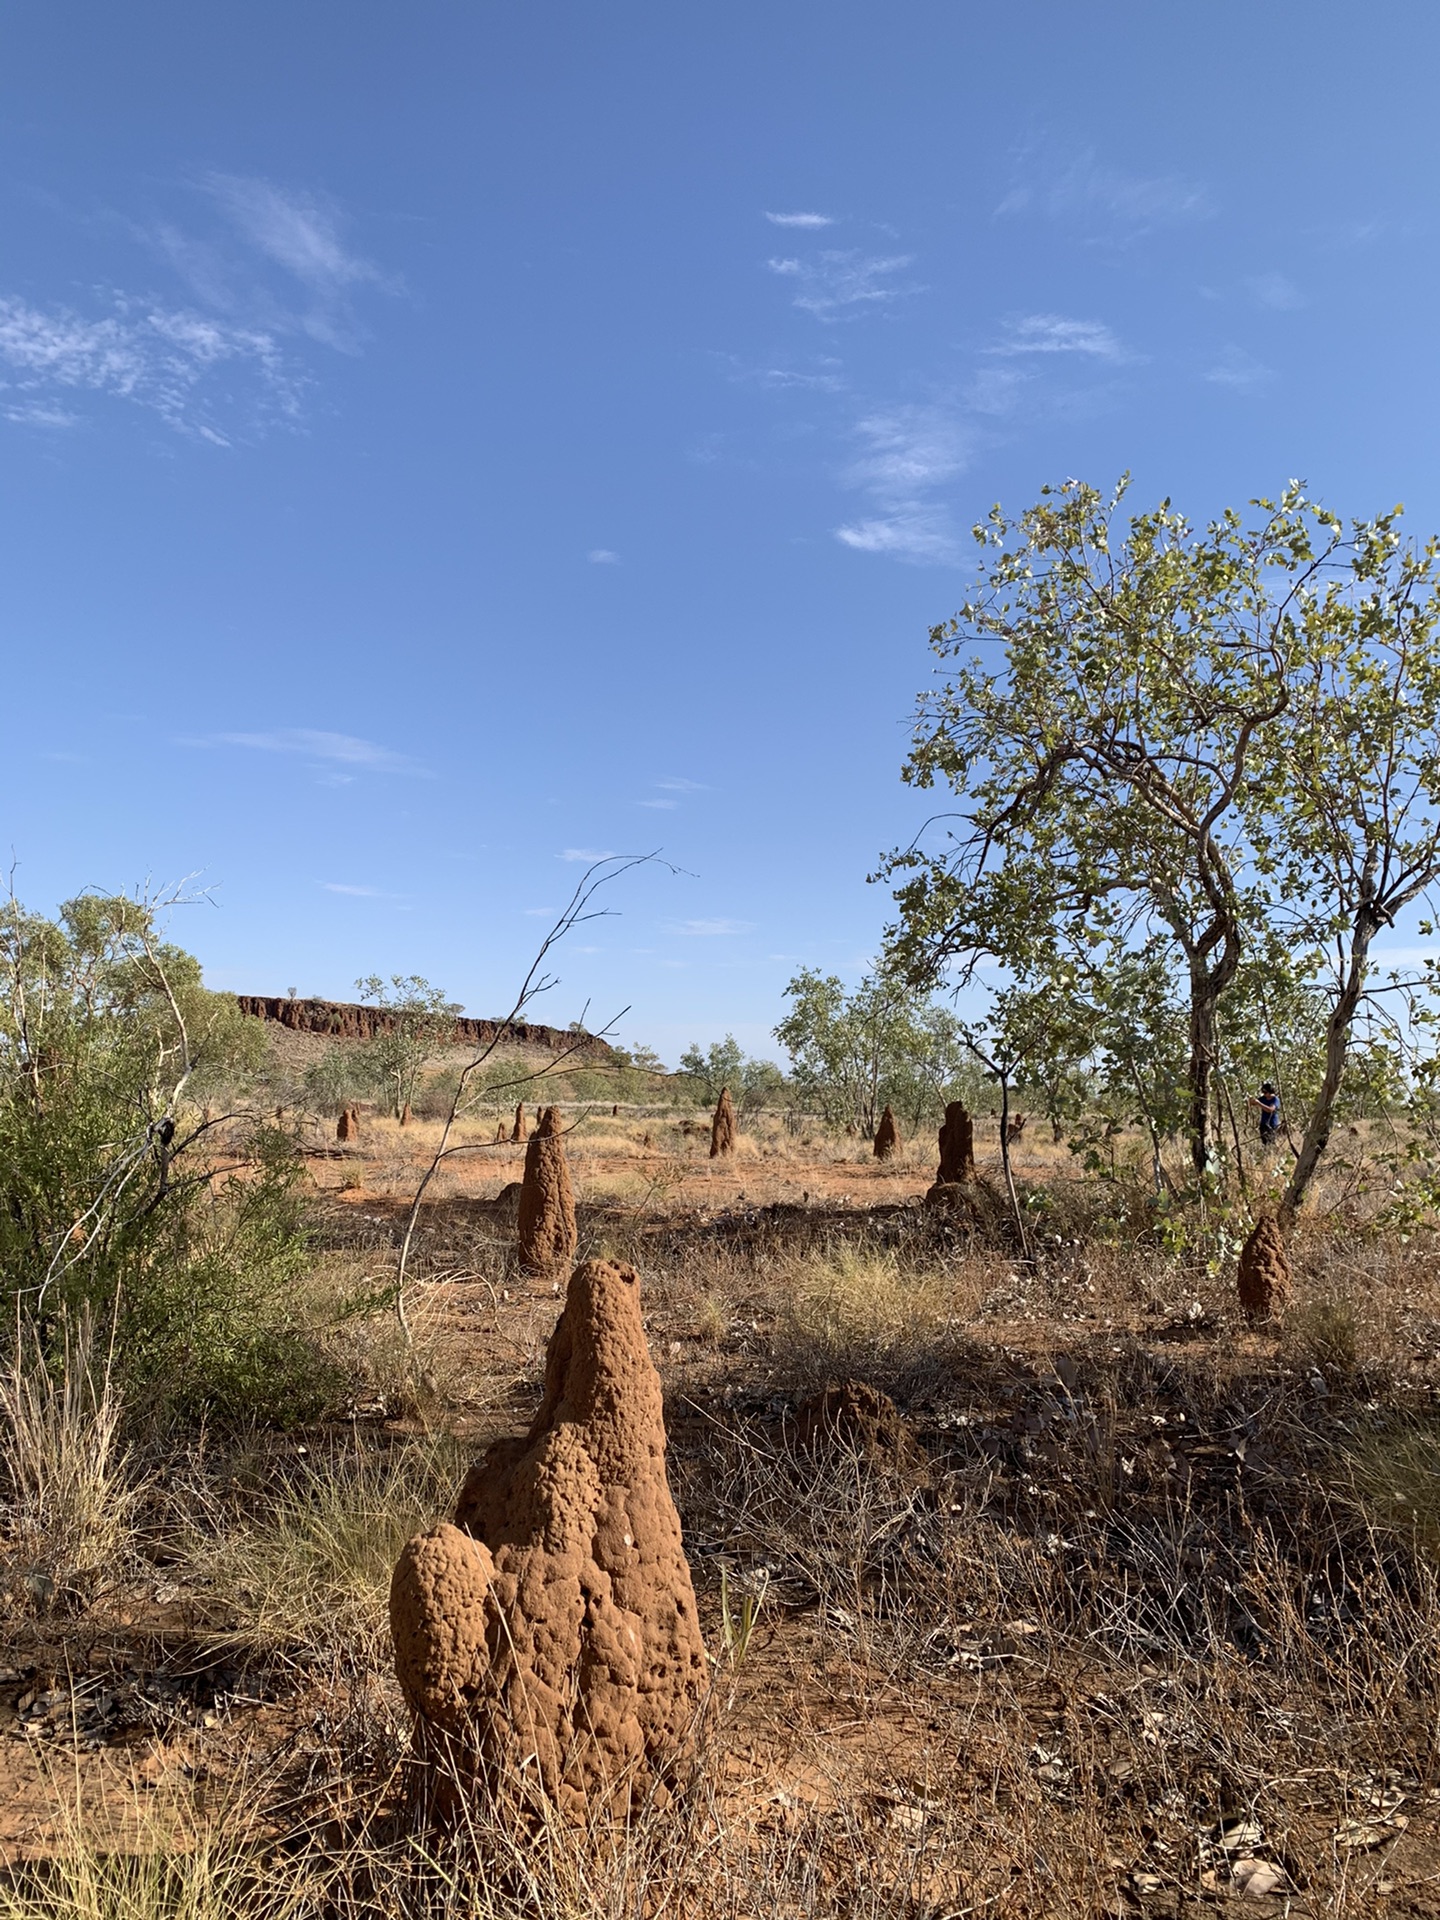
[[0, 892, 332, 1427], [774, 970, 974, 1133], [678, 1034, 790, 1115], [300, 1040, 369, 1117], [883, 477, 1440, 1206], [354, 973, 462, 1117]]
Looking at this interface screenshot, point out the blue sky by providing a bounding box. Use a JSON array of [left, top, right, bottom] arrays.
[[3, 2, 1439, 1065]]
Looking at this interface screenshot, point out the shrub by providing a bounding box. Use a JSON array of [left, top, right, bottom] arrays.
[[0, 892, 328, 1427]]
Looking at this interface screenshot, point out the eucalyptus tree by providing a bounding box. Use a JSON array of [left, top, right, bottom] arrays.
[[774, 968, 971, 1134], [1252, 517, 1440, 1214], [355, 973, 462, 1118], [883, 478, 1440, 1211]]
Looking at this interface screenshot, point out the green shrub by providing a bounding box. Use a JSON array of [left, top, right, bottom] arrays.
[[0, 892, 330, 1428]]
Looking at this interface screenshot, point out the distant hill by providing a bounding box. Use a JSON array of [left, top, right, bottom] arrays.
[[234, 995, 612, 1058]]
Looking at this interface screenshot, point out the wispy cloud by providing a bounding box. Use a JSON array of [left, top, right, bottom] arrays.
[[208, 176, 380, 298], [196, 728, 424, 775], [989, 313, 1129, 360], [177, 175, 390, 353], [1247, 270, 1304, 311], [0, 294, 300, 444], [964, 364, 1031, 416], [639, 799, 677, 810], [834, 405, 971, 564], [322, 882, 385, 897], [765, 211, 834, 229], [1206, 346, 1273, 392], [767, 250, 920, 321], [997, 148, 1212, 240], [587, 548, 620, 564], [744, 362, 845, 392], [1, 175, 390, 442], [655, 777, 707, 792], [3, 400, 82, 429], [558, 847, 615, 863], [668, 918, 755, 937]]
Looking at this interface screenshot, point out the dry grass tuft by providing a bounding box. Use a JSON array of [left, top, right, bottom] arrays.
[[1345, 1413, 1440, 1560], [773, 1243, 953, 1383], [179, 1434, 464, 1661], [0, 1313, 138, 1604]]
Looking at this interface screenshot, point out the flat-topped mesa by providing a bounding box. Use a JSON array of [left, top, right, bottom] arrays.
[[710, 1086, 736, 1159], [234, 995, 611, 1058], [389, 1259, 708, 1822], [517, 1105, 576, 1276]]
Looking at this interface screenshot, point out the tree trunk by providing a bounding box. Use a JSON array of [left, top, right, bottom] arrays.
[[1186, 981, 1218, 1178], [1281, 908, 1377, 1222], [996, 1071, 1030, 1264]]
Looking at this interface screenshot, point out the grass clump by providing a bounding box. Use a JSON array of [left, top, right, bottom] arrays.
[[0, 1840, 322, 1920], [0, 1313, 138, 1604], [775, 1243, 945, 1382], [1287, 1292, 1362, 1376], [180, 1434, 464, 1660], [1346, 1414, 1440, 1559]]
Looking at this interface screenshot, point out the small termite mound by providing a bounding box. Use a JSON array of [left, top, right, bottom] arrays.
[[511, 1102, 527, 1144], [336, 1107, 352, 1143], [710, 1086, 737, 1158], [795, 1380, 927, 1480], [873, 1105, 900, 1160], [400, 1102, 414, 1127], [517, 1105, 576, 1276], [1238, 1213, 1292, 1323]]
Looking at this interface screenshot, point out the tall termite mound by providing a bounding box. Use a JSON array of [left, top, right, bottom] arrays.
[[710, 1086, 736, 1158], [873, 1105, 900, 1160], [924, 1101, 975, 1206], [390, 1258, 708, 1821], [336, 1107, 352, 1143], [511, 1102, 527, 1143], [517, 1105, 576, 1275], [1237, 1213, 1292, 1323], [400, 1102, 414, 1127]]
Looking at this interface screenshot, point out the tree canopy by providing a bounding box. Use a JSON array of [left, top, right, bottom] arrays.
[[882, 478, 1440, 1212]]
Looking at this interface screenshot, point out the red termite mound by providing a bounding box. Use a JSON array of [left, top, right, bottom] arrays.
[[389, 1258, 708, 1821], [511, 1102, 527, 1144], [796, 1379, 926, 1479], [336, 1108, 352, 1143], [873, 1105, 900, 1160], [1237, 1214, 1292, 1323], [517, 1105, 577, 1276], [924, 1101, 975, 1207], [710, 1087, 736, 1158], [937, 1102, 975, 1182], [400, 1102, 414, 1127]]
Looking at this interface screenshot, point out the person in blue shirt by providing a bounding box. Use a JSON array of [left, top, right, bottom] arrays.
[[1251, 1081, 1281, 1149]]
